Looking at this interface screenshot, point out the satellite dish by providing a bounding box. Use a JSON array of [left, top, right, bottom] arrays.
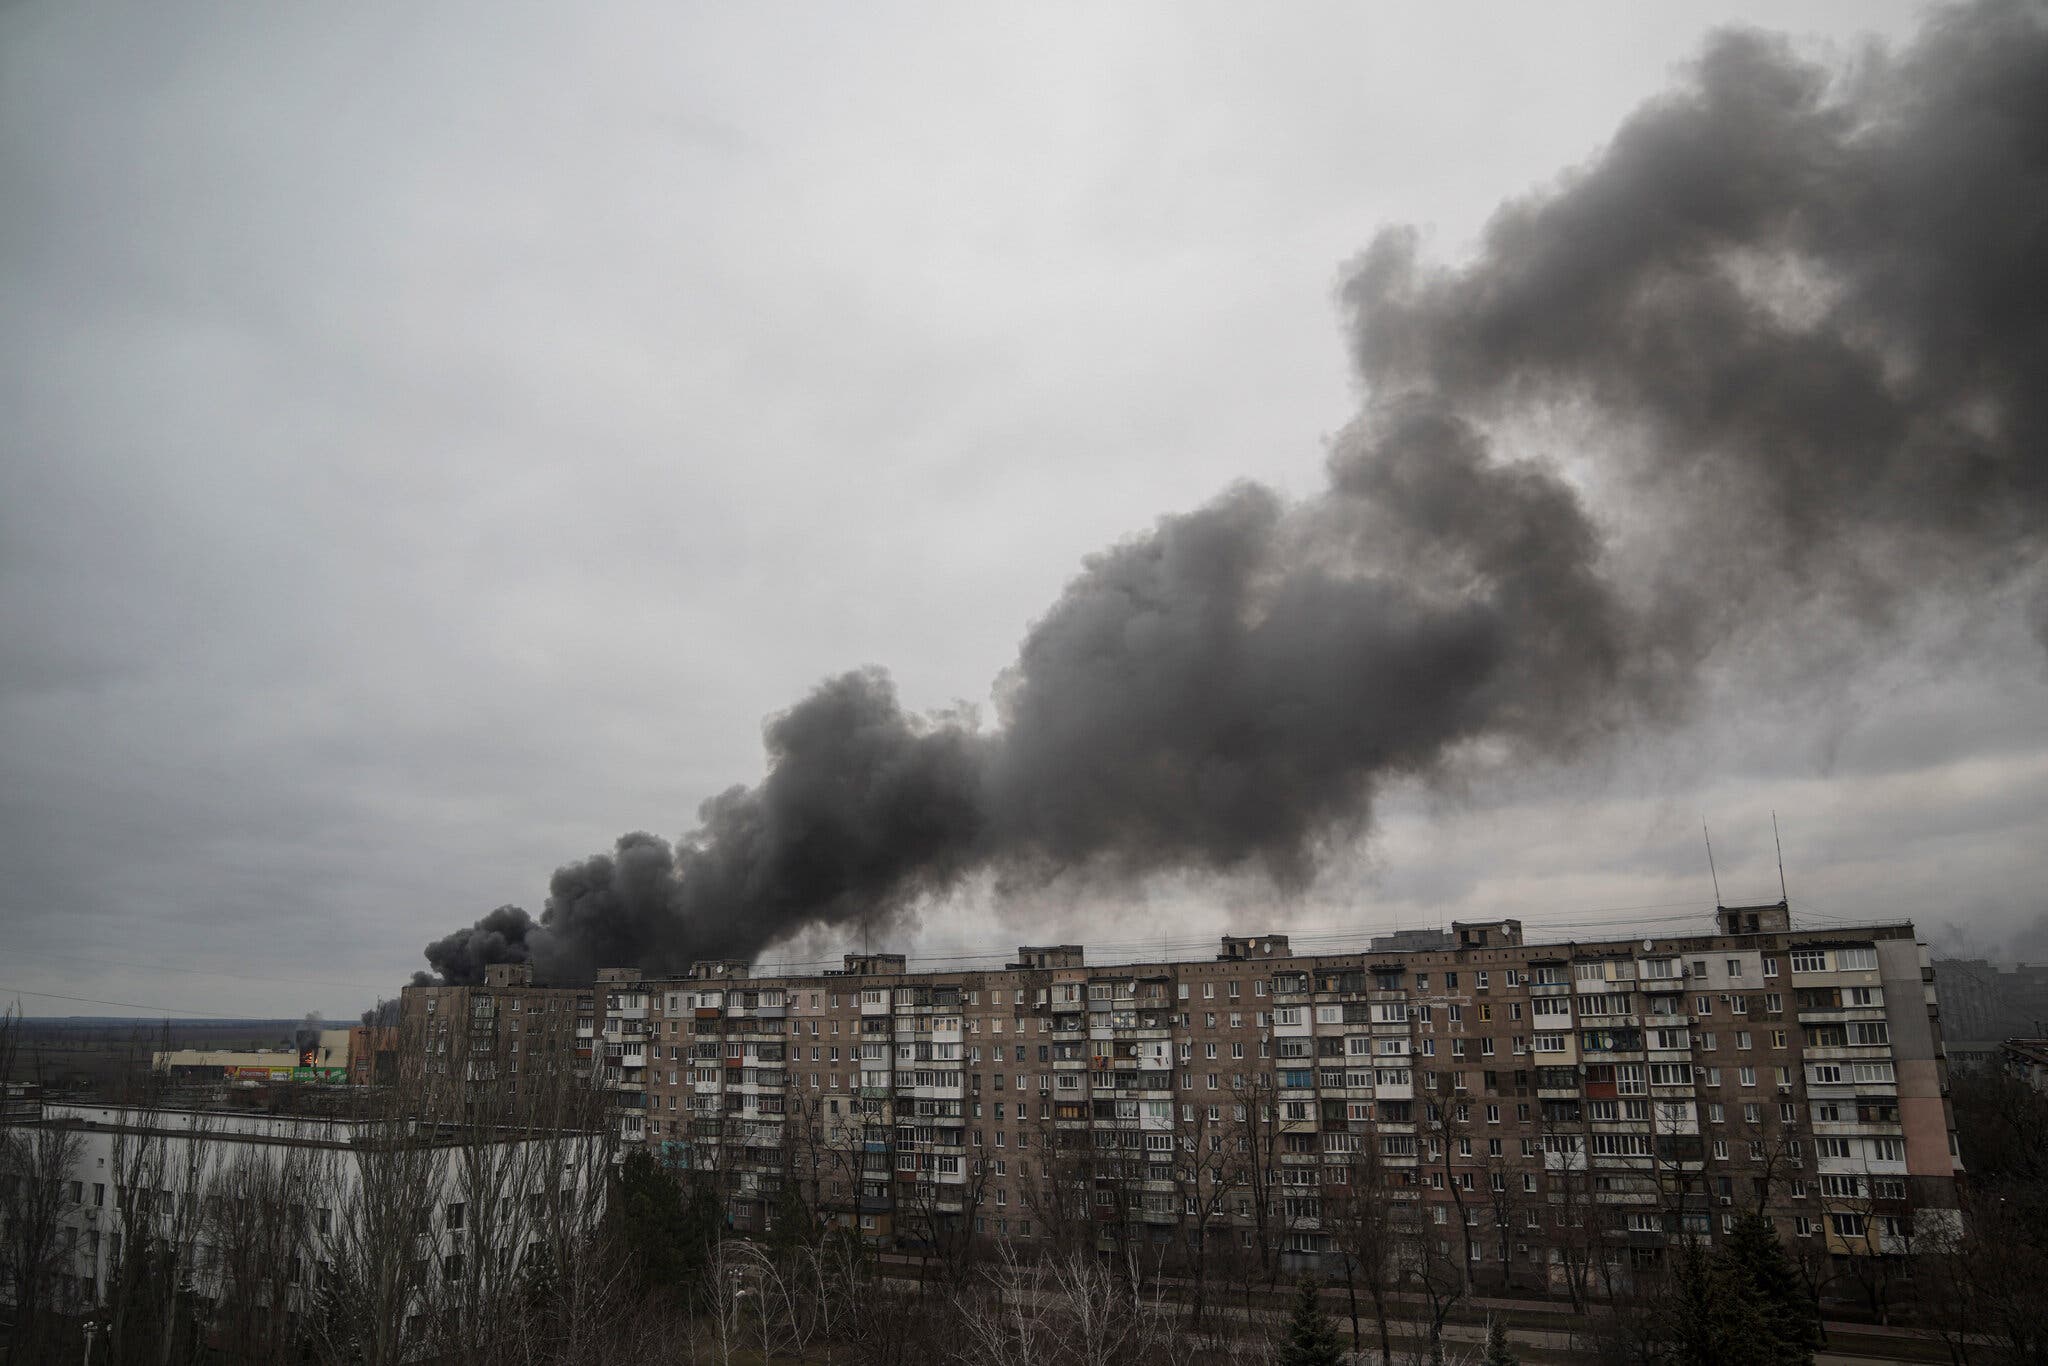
[[1643, 939, 1655, 951]]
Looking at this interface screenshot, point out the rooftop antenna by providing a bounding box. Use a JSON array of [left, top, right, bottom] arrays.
[[1772, 811, 1789, 904], [1703, 818, 1723, 907]]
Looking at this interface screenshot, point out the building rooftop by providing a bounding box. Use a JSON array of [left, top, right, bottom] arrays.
[[27, 1101, 601, 1149], [408, 907, 1924, 991]]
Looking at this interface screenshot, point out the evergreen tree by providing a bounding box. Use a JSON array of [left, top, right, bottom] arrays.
[[1667, 1235, 1781, 1366], [766, 1175, 819, 1263], [615, 1150, 689, 1291], [1719, 1213, 1818, 1365], [1481, 1316, 1518, 1366], [1277, 1277, 1347, 1366], [615, 1149, 722, 1307]]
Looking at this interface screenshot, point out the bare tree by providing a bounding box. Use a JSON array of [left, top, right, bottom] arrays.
[[102, 1078, 214, 1366], [1423, 1088, 1477, 1291], [306, 1094, 449, 1366], [1019, 1107, 1097, 1261], [949, 1238, 1156, 1366], [896, 1131, 991, 1286], [203, 1142, 322, 1362], [1531, 1102, 1605, 1314], [1166, 1100, 1247, 1324], [1326, 1134, 1410, 1366], [1228, 1074, 1299, 1292], [0, 1103, 85, 1366]]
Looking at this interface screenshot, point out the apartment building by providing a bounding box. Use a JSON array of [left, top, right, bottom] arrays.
[[347, 1024, 401, 1087], [401, 962, 600, 1106], [415, 903, 1966, 1284]]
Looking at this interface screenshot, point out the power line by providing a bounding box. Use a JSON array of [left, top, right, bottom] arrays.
[[4, 949, 387, 996], [0, 984, 242, 1018]]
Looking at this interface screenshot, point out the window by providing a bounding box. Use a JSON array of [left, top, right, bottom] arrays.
[[1837, 947, 1878, 971], [447, 1202, 465, 1231], [1790, 951, 1827, 973]]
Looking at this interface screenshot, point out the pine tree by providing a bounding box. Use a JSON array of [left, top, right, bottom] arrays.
[[1278, 1277, 1347, 1366], [766, 1176, 819, 1264], [1668, 1235, 1779, 1366], [1481, 1316, 1519, 1366], [1720, 1213, 1819, 1365], [615, 1149, 695, 1298], [614, 1149, 724, 1309]]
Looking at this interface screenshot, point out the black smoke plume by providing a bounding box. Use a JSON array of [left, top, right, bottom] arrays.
[[422, 1, 2048, 987]]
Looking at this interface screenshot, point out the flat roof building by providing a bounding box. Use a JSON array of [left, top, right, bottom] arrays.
[[401, 904, 1963, 1289]]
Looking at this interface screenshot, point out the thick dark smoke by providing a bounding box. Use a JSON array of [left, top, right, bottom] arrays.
[[421, 904, 534, 982], [422, 1, 2048, 987]]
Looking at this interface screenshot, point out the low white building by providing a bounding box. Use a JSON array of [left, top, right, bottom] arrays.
[[3, 1101, 609, 1354]]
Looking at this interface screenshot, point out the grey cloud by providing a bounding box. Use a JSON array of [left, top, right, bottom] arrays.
[[6, 1, 2038, 1016]]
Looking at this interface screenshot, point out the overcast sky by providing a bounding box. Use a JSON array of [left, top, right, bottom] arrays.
[[4, 0, 2041, 1019]]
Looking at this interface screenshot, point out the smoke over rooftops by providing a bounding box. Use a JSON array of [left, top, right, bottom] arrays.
[[420, 0, 2048, 988]]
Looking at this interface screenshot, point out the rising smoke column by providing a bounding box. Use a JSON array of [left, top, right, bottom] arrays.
[[422, 0, 2048, 986]]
